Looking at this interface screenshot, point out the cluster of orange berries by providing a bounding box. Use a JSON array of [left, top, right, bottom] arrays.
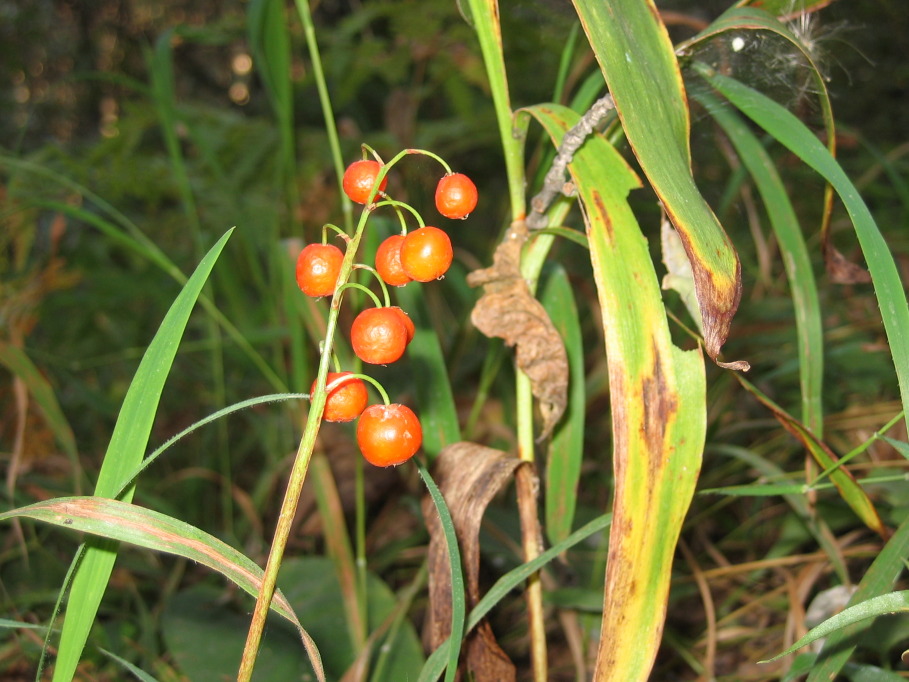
[[295, 155, 477, 467]]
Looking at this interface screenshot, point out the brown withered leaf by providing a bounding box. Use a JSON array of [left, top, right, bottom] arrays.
[[467, 220, 568, 439], [422, 442, 524, 681], [824, 242, 872, 284]]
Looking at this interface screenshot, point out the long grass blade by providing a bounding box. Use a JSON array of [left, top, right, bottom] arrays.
[[805, 512, 909, 679], [419, 513, 612, 681], [0, 497, 324, 681], [696, 91, 824, 433], [697, 65, 909, 435], [50, 229, 232, 682], [415, 460, 465, 682]]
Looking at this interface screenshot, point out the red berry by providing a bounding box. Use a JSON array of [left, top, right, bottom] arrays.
[[356, 403, 422, 467], [435, 173, 478, 219], [375, 234, 413, 287], [350, 307, 409, 364], [389, 306, 415, 344], [296, 243, 344, 297], [400, 226, 453, 282], [312, 372, 368, 422], [343, 159, 388, 204]]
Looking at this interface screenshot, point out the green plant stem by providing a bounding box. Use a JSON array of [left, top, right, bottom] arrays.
[[293, 0, 352, 232], [238, 153, 406, 680]]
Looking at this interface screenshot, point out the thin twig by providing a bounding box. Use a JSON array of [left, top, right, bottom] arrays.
[[527, 94, 615, 229]]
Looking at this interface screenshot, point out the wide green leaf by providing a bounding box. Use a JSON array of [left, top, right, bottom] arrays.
[[572, 0, 742, 363]]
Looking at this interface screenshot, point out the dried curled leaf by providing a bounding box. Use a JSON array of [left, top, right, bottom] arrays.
[[422, 442, 523, 681], [467, 220, 568, 438]]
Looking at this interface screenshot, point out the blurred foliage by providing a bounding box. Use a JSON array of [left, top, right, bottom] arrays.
[[1, 0, 909, 679]]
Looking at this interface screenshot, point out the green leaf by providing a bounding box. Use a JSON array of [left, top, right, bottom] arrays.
[[51, 230, 233, 682], [0, 497, 323, 678], [572, 0, 742, 362], [541, 266, 585, 545], [697, 65, 909, 436]]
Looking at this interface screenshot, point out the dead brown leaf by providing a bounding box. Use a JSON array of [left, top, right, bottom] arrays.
[[422, 442, 524, 681], [467, 220, 568, 439]]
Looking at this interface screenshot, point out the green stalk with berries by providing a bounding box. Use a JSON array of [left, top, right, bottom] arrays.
[[238, 147, 478, 680]]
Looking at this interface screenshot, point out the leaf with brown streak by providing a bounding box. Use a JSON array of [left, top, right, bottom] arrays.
[[467, 220, 568, 439], [422, 442, 523, 681]]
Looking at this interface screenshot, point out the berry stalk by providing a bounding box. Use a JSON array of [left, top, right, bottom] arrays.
[[237, 151, 404, 681]]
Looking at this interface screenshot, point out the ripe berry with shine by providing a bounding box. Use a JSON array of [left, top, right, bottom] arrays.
[[375, 234, 413, 287], [400, 226, 453, 282], [435, 172, 478, 219], [311, 372, 368, 423], [356, 403, 422, 467], [342, 159, 388, 204], [350, 307, 409, 365], [296, 243, 344, 297]]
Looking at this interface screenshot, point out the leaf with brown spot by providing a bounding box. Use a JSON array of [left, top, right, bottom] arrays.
[[467, 220, 568, 439], [422, 442, 523, 681]]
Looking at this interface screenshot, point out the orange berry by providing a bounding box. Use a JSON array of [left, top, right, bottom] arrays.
[[356, 403, 422, 466], [342, 159, 388, 204], [435, 172, 478, 219], [311, 372, 368, 422], [389, 306, 415, 344], [296, 243, 344, 297], [350, 307, 409, 364], [400, 226, 453, 282], [375, 234, 413, 287]]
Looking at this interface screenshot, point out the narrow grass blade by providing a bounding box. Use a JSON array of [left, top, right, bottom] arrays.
[[526, 102, 707, 681], [540, 266, 585, 545], [419, 513, 612, 681], [697, 65, 909, 435], [99, 649, 160, 682], [764, 591, 909, 662], [416, 460, 465, 682], [736, 376, 887, 538], [572, 0, 742, 363], [0, 342, 81, 492], [804, 512, 909, 680], [697, 92, 824, 433], [118, 393, 308, 496], [51, 230, 232, 682], [0, 497, 323, 681]]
